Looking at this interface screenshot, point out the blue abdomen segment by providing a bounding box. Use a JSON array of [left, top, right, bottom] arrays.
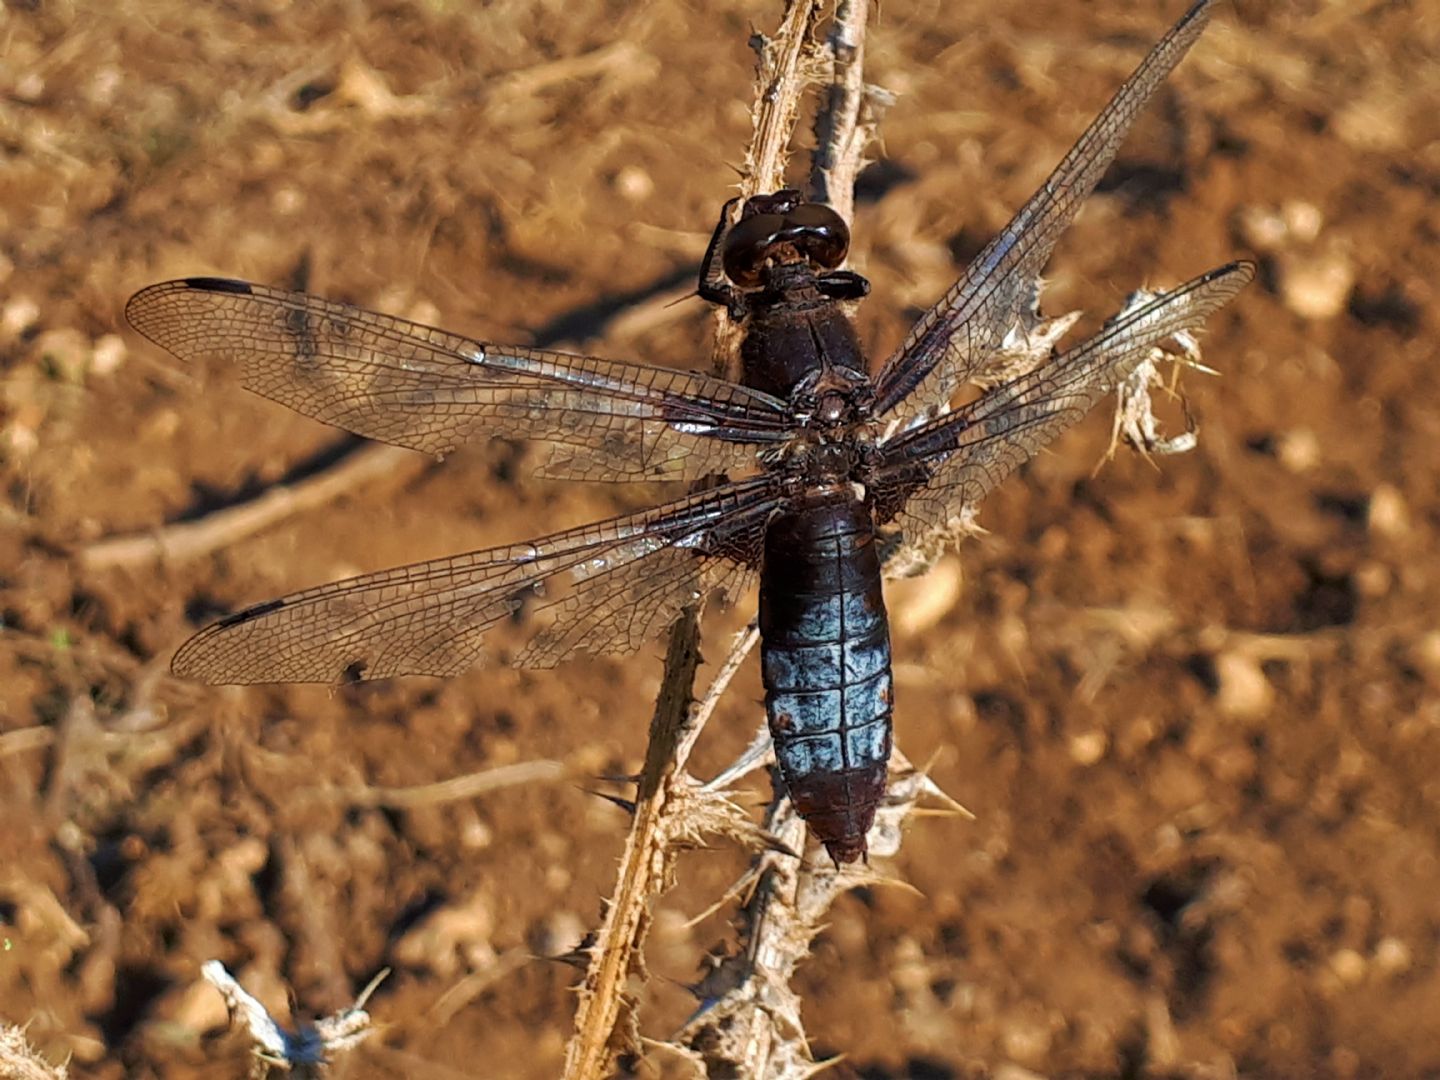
[[759, 491, 893, 863]]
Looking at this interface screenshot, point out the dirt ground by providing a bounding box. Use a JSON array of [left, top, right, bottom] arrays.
[[3, 0, 1438, 1076]]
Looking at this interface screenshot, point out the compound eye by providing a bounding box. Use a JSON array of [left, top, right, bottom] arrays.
[[784, 204, 850, 269], [722, 211, 786, 287], [742, 188, 804, 219]]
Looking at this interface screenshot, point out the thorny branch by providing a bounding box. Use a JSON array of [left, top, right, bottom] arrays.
[[563, 2, 835, 1076], [808, 0, 890, 224], [77, 444, 423, 571]]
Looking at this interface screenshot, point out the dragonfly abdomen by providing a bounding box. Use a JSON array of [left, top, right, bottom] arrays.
[[759, 491, 893, 863]]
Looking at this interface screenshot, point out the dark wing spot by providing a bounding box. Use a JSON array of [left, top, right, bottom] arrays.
[[286, 306, 319, 363], [215, 597, 286, 628], [183, 277, 253, 295], [340, 660, 368, 683]]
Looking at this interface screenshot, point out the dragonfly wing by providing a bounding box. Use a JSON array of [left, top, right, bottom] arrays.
[[871, 0, 1223, 426], [871, 262, 1254, 542], [127, 278, 791, 482], [171, 477, 778, 684]]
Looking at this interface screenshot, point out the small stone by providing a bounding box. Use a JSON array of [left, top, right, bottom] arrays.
[[90, 333, 128, 376], [1236, 205, 1287, 253], [33, 327, 93, 382], [5, 408, 40, 457], [1411, 633, 1440, 687], [13, 71, 45, 103], [1001, 1017, 1053, 1068], [613, 164, 654, 202], [1372, 936, 1411, 976], [528, 910, 586, 959], [460, 815, 493, 849], [891, 556, 963, 637], [1, 295, 40, 340], [1281, 200, 1325, 244], [1278, 250, 1355, 321], [1353, 561, 1391, 599], [1069, 730, 1107, 766], [1214, 651, 1273, 720], [1328, 948, 1367, 986], [1276, 428, 1320, 472], [1367, 483, 1409, 539]]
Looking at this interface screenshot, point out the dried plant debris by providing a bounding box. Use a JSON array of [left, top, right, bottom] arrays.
[[674, 755, 959, 1077], [0, 1025, 68, 1080], [1106, 284, 1221, 459], [202, 961, 378, 1077]]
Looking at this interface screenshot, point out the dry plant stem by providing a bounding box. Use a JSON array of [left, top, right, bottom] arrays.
[[671, 6, 944, 1072], [677, 623, 760, 767], [324, 758, 568, 809], [77, 443, 422, 571], [0, 726, 54, 759], [426, 948, 530, 1030], [563, 616, 703, 1079], [0, 1024, 68, 1080], [201, 960, 376, 1078], [808, 0, 873, 221], [745, 0, 826, 201], [675, 752, 946, 1077], [563, 4, 822, 1077]]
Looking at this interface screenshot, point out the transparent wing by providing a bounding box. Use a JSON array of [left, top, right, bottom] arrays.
[[871, 262, 1254, 539], [171, 477, 778, 684], [127, 278, 791, 482], [871, 0, 1221, 425]]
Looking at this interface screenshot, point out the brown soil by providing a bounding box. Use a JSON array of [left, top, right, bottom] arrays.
[[3, 1, 1437, 1077]]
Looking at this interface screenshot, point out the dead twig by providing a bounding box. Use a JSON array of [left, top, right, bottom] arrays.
[[676, 749, 966, 1077], [562, 614, 705, 1078], [809, 0, 890, 223], [77, 443, 423, 571], [319, 759, 570, 810], [201, 960, 379, 1078]]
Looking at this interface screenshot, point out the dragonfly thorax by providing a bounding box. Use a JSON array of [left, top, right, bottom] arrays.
[[791, 363, 873, 428]]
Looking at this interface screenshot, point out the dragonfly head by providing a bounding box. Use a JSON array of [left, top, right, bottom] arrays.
[[721, 190, 851, 289]]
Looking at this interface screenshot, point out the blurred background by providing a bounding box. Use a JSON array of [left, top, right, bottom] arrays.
[[2, 0, 1437, 1075]]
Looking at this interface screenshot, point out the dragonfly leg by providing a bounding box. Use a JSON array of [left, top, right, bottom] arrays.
[[698, 195, 748, 319]]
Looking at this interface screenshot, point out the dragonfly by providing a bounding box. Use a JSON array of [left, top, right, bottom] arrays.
[[127, 0, 1251, 863]]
